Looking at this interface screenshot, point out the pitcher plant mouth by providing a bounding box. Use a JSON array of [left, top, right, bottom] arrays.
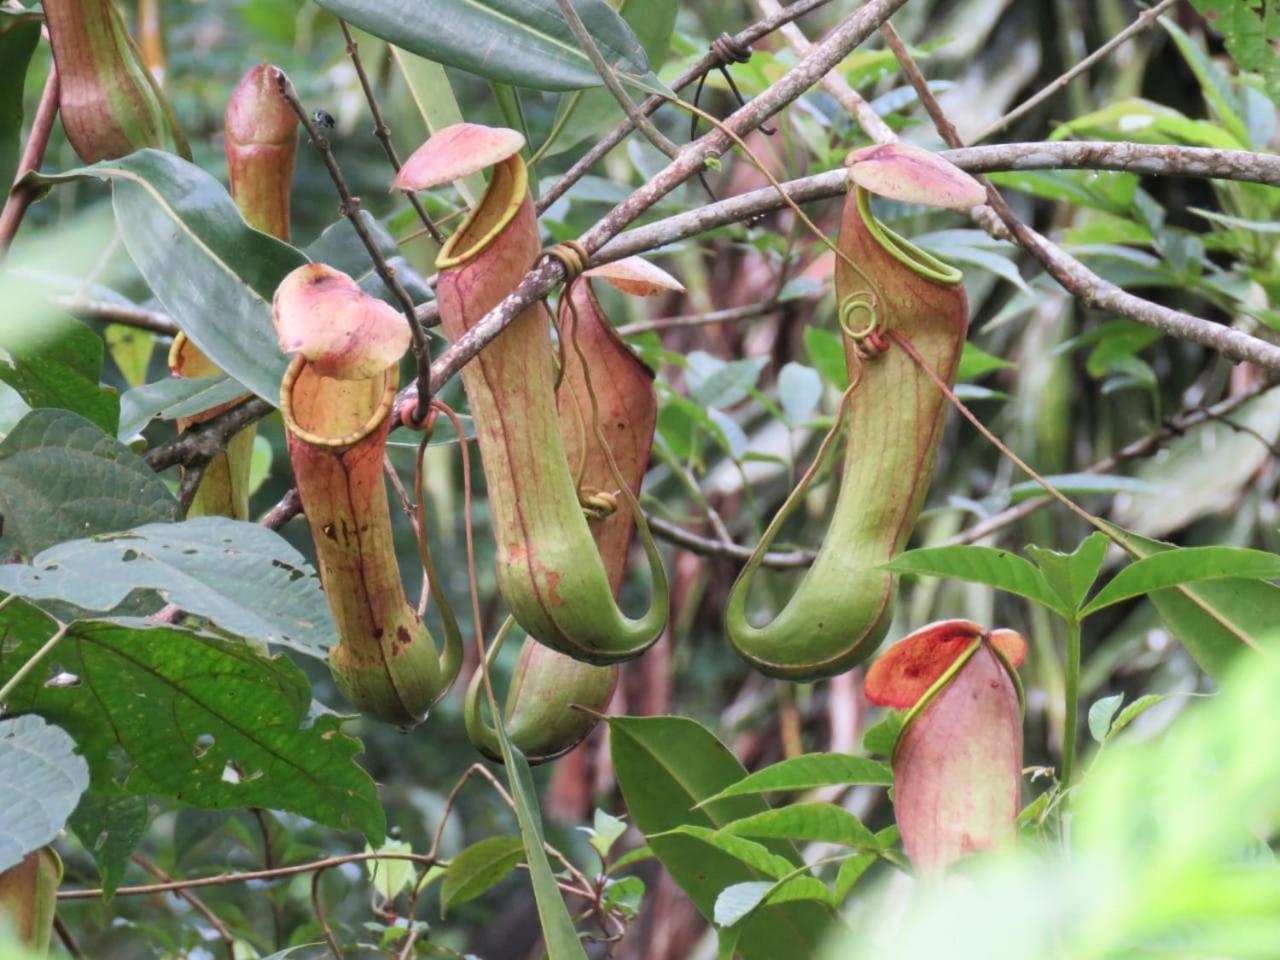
[[279, 354, 396, 450], [436, 154, 528, 270], [726, 150, 974, 681]]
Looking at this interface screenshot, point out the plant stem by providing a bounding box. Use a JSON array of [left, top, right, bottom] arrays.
[[1062, 618, 1082, 786], [0, 64, 60, 259]]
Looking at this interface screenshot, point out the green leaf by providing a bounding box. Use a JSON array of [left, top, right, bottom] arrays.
[[68, 791, 149, 898], [803, 327, 848, 389], [955, 342, 1015, 382], [687, 352, 769, 409], [585, 808, 628, 862], [0, 715, 90, 871], [304, 212, 432, 306], [0, 10, 40, 195], [661, 825, 795, 879], [0, 410, 177, 558], [0, 317, 119, 435], [609, 716, 833, 959], [117, 375, 245, 441], [777, 363, 823, 427], [441, 836, 524, 915], [861, 711, 904, 757], [883, 545, 1069, 616], [713, 875, 832, 929], [315, 0, 652, 92], [389, 47, 483, 206], [494, 729, 588, 960], [1026, 532, 1111, 614], [1109, 694, 1174, 740], [1008, 474, 1156, 505], [1189, 0, 1280, 104], [1162, 17, 1250, 145], [1081, 546, 1280, 617], [104, 325, 155, 390], [834, 850, 878, 900], [1088, 694, 1124, 744], [0, 518, 336, 659], [367, 840, 418, 902], [988, 169, 1137, 217], [720, 804, 878, 849], [1048, 97, 1244, 149], [0, 600, 385, 844], [601, 875, 644, 917], [30, 151, 307, 404], [1109, 528, 1280, 678], [698, 754, 891, 807]]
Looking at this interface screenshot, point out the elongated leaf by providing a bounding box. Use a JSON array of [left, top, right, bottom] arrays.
[[1088, 694, 1124, 744], [610, 716, 833, 959], [1082, 546, 1280, 617], [883, 545, 1068, 616], [0, 10, 40, 194], [0, 715, 90, 872], [720, 804, 878, 849], [494, 721, 588, 959], [390, 48, 484, 206], [0, 518, 336, 659], [661, 825, 795, 879], [699, 754, 891, 807], [1026, 532, 1110, 614], [30, 150, 308, 403], [1111, 528, 1280, 677], [304, 212, 432, 306], [1109, 693, 1175, 740], [442, 836, 525, 914], [714, 876, 833, 929], [0, 316, 120, 435], [0, 410, 177, 558], [1008, 474, 1156, 504], [316, 0, 651, 92], [0, 600, 385, 844], [117, 375, 244, 441]]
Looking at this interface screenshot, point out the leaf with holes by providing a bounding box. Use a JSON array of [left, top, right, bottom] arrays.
[[0, 715, 90, 872], [0, 517, 336, 659], [0, 410, 177, 558], [29, 150, 308, 403], [314, 0, 653, 92], [0, 600, 384, 844]]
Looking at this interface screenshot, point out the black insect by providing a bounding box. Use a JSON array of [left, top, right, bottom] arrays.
[[312, 109, 336, 130]]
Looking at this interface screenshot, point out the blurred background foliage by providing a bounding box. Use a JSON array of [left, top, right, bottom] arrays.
[[6, 0, 1280, 957]]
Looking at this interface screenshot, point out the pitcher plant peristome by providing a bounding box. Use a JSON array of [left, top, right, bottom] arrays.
[[274, 263, 462, 727], [727, 144, 983, 680], [394, 124, 669, 665], [169, 65, 298, 520], [464, 258, 679, 763]]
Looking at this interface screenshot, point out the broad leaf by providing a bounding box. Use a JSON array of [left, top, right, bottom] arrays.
[[68, 791, 149, 898], [441, 836, 524, 914], [304, 212, 432, 306], [883, 545, 1068, 616], [720, 804, 878, 849], [714, 876, 833, 930], [0, 715, 90, 872], [1082, 546, 1280, 616], [0, 313, 119, 436], [0, 600, 385, 844], [1088, 694, 1124, 744], [1111, 528, 1280, 677], [315, 0, 652, 92], [0, 518, 336, 658], [30, 150, 308, 404], [117, 376, 244, 441], [0, 410, 177, 558], [698, 754, 891, 807], [610, 715, 833, 959], [778, 363, 823, 427]]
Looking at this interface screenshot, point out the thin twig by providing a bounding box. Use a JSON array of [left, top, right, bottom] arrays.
[[946, 380, 1279, 546], [0, 64, 60, 259], [132, 855, 237, 960], [272, 68, 434, 420], [554, 0, 679, 158], [53, 915, 84, 959], [260, 488, 302, 530], [618, 298, 786, 336], [143, 396, 274, 472], [311, 866, 343, 960], [0, 622, 68, 703], [338, 20, 444, 244], [647, 514, 813, 568], [752, 0, 894, 143], [880, 21, 1280, 371], [973, 0, 1179, 143], [58, 852, 438, 900], [537, 0, 838, 213], [57, 296, 179, 336]]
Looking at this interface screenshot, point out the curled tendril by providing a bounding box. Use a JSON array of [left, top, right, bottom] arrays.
[[579, 488, 619, 521]]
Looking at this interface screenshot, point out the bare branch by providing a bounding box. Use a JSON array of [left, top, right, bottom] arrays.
[[58, 296, 179, 336]]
